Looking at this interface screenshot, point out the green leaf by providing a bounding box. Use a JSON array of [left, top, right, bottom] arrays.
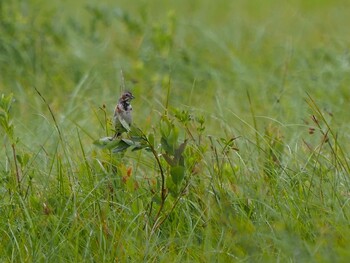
[[112, 140, 131, 153], [129, 127, 144, 137], [93, 137, 119, 149], [131, 144, 149, 151], [121, 138, 134, 146], [166, 175, 177, 195], [0, 109, 7, 119], [174, 140, 187, 163], [22, 153, 31, 166], [174, 109, 192, 123], [162, 153, 175, 166], [148, 133, 154, 148], [160, 117, 171, 138], [168, 127, 179, 149], [15, 153, 27, 168], [16, 153, 30, 167], [170, 165, 185, 185], [130, 135, 143, 142], [0, 93, 14, 112], [118, 116, 131, 132], [16, 154, 23, 166], [161, 136, 173, 154]]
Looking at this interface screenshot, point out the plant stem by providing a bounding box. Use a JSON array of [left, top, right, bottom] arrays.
[[247, 91, 260, 152], [11, 143, 21, 193], [140, 132, 167, 227], [153, 179, 190, 230], [33, 87, 64, 143], [150, 145, 167, 223]]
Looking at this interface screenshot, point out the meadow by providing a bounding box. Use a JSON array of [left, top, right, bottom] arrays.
[[1, 0, 350, 262]]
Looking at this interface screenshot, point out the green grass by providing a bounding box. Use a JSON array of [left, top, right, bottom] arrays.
[[1, 0, 350, 262]]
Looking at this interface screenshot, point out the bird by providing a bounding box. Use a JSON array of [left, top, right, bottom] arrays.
[[112, 91, 135, 139]]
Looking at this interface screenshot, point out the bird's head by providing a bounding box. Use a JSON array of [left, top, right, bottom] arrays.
[[119, 91, 135, 103]]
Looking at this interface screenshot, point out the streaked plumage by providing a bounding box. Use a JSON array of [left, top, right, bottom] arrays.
[[112, 91, 134, 139]]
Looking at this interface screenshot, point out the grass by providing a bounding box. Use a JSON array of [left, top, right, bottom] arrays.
[[1, 0, 350, 262]]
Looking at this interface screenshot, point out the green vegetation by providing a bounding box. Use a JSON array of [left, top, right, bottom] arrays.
[[1, 0, 350, 261]]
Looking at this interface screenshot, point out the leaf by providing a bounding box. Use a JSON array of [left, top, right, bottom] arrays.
[[161, 136, 173, 154], [0, 109, 7, 119], [160, 117, 171, 138], [174, 140, 187, 163], [167, 127, 179, 151], [93, 137, 119, 149], [131, 144, 149, 151], [121, 138, 134, 146], [16, 155, 23, 166], [118, 115, 131, 132], [130, 135, 143, 142], [174, 109, 192, 123], [163, 153, 176, 166], [129, 127, 144, 137], [166, 175, 178, 196], [0, 93, 14, 112], [16, 152, 31, 167], [22, 153, 31, 166], [170, 166, 185, 185], [112, 140, 131, 153], [148, 133, 154, 148]]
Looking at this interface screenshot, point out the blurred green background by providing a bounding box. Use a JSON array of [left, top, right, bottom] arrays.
[[2, 0, 350, 141]]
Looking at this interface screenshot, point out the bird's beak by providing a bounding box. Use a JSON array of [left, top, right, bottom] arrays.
[[131, 94, 135, 99]]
